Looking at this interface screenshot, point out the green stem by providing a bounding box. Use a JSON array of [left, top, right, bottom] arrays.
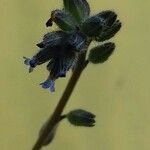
[[32, 51, 89, 150]]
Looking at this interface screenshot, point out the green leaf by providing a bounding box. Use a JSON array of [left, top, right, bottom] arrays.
[[63, 0, 90, 23], [88, 42, 115, 64]]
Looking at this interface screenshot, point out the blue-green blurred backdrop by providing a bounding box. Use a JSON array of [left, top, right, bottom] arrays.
[[0, 0, 150, 150]]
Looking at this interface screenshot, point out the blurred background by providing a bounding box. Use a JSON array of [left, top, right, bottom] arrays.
[[0, 0, 150, 150]]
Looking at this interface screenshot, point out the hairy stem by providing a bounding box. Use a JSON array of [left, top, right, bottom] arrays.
[[32, 51, 89, 150]]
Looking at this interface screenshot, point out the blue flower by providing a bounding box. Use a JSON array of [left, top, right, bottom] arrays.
[[40, 78, 55, 92], [24, 31, 87, 92]]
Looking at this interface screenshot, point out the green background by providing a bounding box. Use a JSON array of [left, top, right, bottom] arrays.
[[0, 0, 150, 150]]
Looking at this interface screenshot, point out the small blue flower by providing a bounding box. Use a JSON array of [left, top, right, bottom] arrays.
[[40, 78, 55, 92], [24, 31, 86, 92], [23, 56, 37, 73]]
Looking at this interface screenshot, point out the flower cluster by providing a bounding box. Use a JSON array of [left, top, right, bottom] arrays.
[[24, 31, 87, 92], [24, 0, 121, 92]]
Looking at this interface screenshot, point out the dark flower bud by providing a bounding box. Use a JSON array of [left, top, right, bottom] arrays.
[[81, 10, 121, 41], [97, 10, 117, 26], [104, 11, 117, 27], [95, 10, 121, 41], [96, 20, 122, 42], [88, 42, 115, 64], [47, 9, 77, 31], [81, 15, 103, 37], [66, 109, 96, 127], [63, 0, 90, 23]]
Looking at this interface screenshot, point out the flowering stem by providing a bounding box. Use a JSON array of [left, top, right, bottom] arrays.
[[32, 50, 89, 150]]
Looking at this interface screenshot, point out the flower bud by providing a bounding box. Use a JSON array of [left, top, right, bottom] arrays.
[[88, 42, 115, 64], [81, 10, 121, 41], [46, 9, 77, 31], [96, 20, 122, 42], [63, 0, 90, 23], [97, 10, 117, 27], [81, 15, 103, 37], [66, 109, 95, 127], [95, 10, 121, 41]]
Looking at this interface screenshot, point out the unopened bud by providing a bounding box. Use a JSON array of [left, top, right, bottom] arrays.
[[67, 109, 96, 127]]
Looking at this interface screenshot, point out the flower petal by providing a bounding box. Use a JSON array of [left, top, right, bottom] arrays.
[[96, 20, 122, 42], [23, 57, 37, 72], [42, 31, 67, 47], [40, 78, 55, 92]]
